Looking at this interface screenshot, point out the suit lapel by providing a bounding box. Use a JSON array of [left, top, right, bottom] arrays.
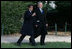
[[37, 8, 41, 14], [38, 8, 44, 14], [28, 10, 32, 15]]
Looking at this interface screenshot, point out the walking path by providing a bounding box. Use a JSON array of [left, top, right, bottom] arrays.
[[1, 35, 71, 43]]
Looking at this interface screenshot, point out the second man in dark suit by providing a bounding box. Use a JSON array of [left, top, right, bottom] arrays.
[[33, 2, 48, 45]]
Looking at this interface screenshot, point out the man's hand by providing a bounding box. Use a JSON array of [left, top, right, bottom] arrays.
[[46, 24, 48, 27], [35, 25, 38, 28], [32, 13, 36, 16]]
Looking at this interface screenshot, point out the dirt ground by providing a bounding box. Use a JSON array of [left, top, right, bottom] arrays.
[[1, 32, 71, 43]]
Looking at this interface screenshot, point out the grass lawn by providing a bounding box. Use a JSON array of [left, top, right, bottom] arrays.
[[1, 42, 71, 48]]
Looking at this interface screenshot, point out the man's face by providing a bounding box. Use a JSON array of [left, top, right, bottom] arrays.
[[38, 3, 43, 8], [29, 6, 33, 11]]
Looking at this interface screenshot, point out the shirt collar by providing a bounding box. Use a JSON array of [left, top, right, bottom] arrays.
[[29, 10, 31, 13]]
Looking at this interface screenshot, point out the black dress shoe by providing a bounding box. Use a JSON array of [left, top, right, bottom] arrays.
[[31, 43, 36, 46], [40, 43, 45, 45], [29, 38, 36, 46], [17, 42, 21, 46]]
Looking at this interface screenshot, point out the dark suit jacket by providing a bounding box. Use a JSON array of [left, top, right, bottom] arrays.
[[34, 8, 47, 35], [20, 10, 35, 36], [34, 7, 47, 26]]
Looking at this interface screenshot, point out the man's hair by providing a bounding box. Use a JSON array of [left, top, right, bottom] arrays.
[[37, 1, 42, 5], [28, 4, 33, 8]]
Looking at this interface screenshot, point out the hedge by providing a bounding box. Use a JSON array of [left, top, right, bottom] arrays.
[[1, 1, 34, 34]]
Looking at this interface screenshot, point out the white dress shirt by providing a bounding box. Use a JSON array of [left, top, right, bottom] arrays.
[[39, 8, 43, 13]]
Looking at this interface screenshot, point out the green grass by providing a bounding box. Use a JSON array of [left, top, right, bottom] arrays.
[[1, 42, 71, 48]]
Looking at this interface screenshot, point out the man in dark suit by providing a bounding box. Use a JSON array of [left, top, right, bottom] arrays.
[[17, 5, 36, 46], [32, 2, 48, 45]]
